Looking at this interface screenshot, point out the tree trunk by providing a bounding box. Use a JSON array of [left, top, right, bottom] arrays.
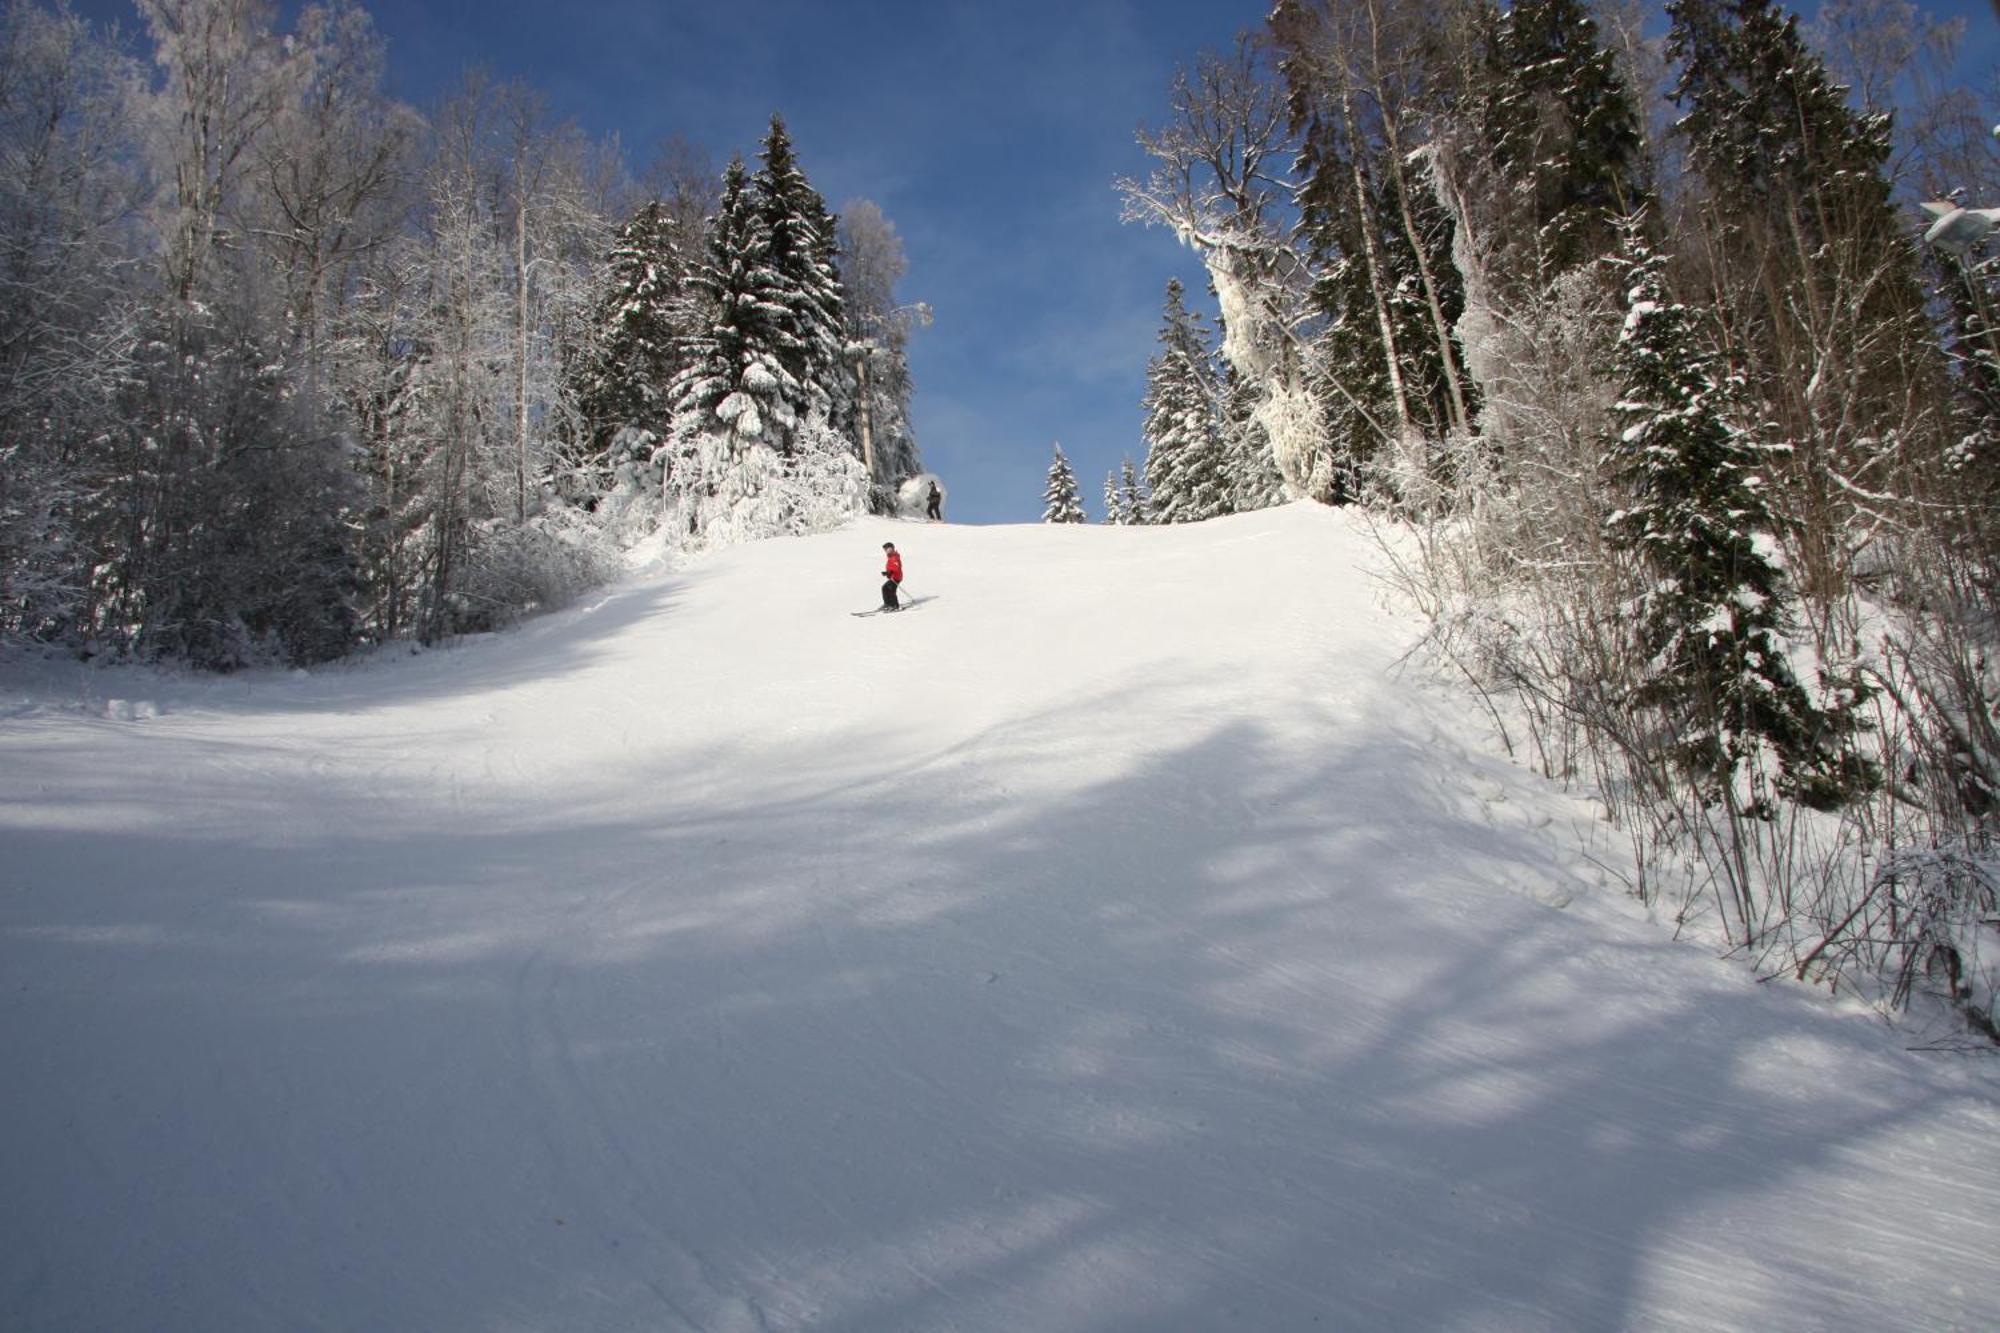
[[1338, 79, 1412, 438], [1364, 0, 1469, 437], [854, 351, 876, 481], [514, 197, 529, 524]]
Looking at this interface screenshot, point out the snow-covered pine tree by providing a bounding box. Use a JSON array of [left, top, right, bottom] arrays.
[[752, 115, 845, 454], [109, 0, 383, 667], [1292, 149, 1399, 497], [1471, 0, 1650, 288], [1220, 361, 1283, 512], [1277, 44, 1443, 493], [1603, 233, 1874, 817], [1142, 278, 1231, 523], [1669, 0, 1889, 212], [570, 198, 685, 501], [1176, 417, 1233, 522], [1140, 335, 1185, 515], [1120, 457, 1151, 525], [663, 155, 798, 539], [1103, 471, 1127, 525], [1043, 444, 1086, 523]]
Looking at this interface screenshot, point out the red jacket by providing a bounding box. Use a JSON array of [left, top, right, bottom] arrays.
[[884, 550, 903, 583]]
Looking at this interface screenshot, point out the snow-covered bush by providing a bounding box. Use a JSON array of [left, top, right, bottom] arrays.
[[1255, 378, 1330, 505], [592, 427, 665, 542], [895, 472, 946, 519], [780, 423, 872, 536], [664, 414, 867, 554], [1206, 246, 1320, 504], [1869, 847, 1998, 1035], [450, 502, 619, 632]]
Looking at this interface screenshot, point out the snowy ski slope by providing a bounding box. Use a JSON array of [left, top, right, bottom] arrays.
[[3, 503, 1997, 1330]]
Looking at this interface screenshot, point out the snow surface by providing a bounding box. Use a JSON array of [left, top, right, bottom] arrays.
[[3, 503, 1996, 1331]]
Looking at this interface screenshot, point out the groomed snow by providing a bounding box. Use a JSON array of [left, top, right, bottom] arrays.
[[3, 503, 1996, 1331]]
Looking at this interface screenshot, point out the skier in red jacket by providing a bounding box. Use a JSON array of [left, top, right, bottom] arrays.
[[881, 542, 903, 610]]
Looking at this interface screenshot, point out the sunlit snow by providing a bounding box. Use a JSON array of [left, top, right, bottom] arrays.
[[3, 505, 1995, 1331]]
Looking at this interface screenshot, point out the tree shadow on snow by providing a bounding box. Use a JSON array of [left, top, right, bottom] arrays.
[[4, 672, 1997, 1332]]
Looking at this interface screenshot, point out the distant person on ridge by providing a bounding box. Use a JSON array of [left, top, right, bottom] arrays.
[[881, 542, 903, 611], [926, 482, 943, 522]]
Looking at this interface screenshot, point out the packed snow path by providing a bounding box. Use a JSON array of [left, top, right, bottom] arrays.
[[4, 505, 1996, 1331]]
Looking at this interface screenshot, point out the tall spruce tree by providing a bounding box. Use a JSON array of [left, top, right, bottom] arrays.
[[1120, 457, 1152, 526], [1142, 279, 1230, 523], [1474, 0, 1650, 285], [1604, 236, 1873, 816], [1291, 113, 1396, 485], [1221, 363, 1284, 511], [1670, 0, 1888, 210], [570, 199, 685, 497], [1043, 444, 1086, 523], [1103, 471, 1127, 525], [1925, 248, 2000, 574], [664, 156, 798, 523], [1279, 50, 1470, 490], [752, 115, 845, 452]]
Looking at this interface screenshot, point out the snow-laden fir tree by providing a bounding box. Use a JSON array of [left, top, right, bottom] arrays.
[[1120, 457, 1151, 525], [1470, 0, 1650, 288], [1603, 233, 1874, 816], [1934, 244, 2000, 536], [663, 156, 799, 536], [1669, 0, 1891, 216], [100, 0, 391, 666], [1043, 444, 1086, 524], [663, 151, 866, 547], [753, 115, 845, 451], [1220, 364, 1283, 513], [1104, 471, 1127, 525], [569, 198, 686, 503], [1172, 399, 1234, 523], [1142, 279, 1231, 523]]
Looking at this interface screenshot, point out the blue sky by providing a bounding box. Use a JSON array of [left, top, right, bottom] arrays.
[[366, 0, 1268, 525], [79, 0, 2000, 524]]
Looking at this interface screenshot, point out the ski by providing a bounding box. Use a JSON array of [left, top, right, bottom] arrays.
[[851, 595, 933, 618]]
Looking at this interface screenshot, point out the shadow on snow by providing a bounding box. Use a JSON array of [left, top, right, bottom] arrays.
[[3, 672, 1995, 1331]]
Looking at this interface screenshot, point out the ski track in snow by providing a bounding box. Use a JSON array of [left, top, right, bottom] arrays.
[[2, 504, 1997, 1331]]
